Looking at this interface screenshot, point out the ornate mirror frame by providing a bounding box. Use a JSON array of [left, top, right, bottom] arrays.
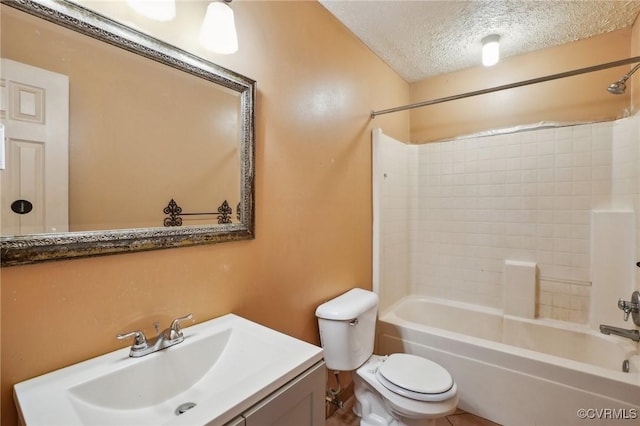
[[0, 0, 256, 266]]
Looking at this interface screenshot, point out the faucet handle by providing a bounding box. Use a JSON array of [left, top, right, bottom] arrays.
[[618, 297, 640, 321], [619, 298, 631, 321], [116, 330, 148, 349], [169, 313, 193, 339]]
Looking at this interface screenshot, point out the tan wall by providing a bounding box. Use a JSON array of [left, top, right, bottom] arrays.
[[0, 2, 410, 424], [410, 29, 633, 143]]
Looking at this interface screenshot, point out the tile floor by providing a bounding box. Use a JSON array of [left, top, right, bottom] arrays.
[[325, 396, 501, 426]]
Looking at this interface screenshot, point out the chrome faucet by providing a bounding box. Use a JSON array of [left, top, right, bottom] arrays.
[[617, 291, 640, 326], [599, 324, 640, 342], [117, 313, 193, 358]]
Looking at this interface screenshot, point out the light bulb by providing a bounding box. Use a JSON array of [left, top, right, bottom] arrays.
[[199, 2, 239, 55], [482, 34, 500, 67]]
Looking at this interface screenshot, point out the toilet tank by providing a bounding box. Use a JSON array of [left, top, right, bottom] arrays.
[[315, 288, 379, 371]]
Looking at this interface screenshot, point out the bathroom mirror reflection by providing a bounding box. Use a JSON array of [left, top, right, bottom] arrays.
[[0, 0, 256, 266]]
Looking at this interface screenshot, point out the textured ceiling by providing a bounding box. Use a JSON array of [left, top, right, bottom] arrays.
[[319, 0, 640, 82]]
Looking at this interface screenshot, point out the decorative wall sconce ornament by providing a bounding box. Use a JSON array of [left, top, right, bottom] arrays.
[[163, 199, 234, 226]]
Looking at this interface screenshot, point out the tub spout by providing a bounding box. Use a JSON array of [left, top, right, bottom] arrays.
[[599, 324, 640, 342]]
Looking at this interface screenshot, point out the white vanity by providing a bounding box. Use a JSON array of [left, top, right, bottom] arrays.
[[222, 360, 325, 426], [14, 314, 325, 426]]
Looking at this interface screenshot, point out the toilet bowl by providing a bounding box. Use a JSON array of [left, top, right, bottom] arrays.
[[315, 288, 458, 426], [354, 354, 458, 426]]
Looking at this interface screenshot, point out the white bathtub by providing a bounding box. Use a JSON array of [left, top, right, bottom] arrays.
[[377, 296, 640, 425]]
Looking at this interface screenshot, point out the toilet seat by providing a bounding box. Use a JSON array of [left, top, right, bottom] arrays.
[[376, 353, 456, 402]]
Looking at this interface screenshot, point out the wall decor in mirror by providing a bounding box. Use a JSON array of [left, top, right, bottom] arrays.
[[0, 0, 256, 266]]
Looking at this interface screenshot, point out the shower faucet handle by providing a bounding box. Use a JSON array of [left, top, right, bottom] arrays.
[[618, 292, 640, 323], [618, 299, 632, 321]]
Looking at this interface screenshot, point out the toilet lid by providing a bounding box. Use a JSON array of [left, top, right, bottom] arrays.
[[377, 353, 454, 398]]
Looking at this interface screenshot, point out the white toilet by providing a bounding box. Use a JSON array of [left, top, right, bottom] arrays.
[[315, 288, 458, 426]]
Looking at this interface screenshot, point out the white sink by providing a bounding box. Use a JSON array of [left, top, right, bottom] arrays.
[[14, 314, 323, 426]]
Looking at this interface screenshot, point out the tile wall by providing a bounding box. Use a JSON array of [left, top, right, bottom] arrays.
[[376, 117, 640, 323]]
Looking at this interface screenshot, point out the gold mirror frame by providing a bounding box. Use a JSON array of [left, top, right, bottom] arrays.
[[0, 0, 255, 266]]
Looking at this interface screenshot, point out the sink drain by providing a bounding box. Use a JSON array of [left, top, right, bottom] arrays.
[[175, 402, 197, 416]]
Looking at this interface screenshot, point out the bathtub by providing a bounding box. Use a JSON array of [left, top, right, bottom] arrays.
[[376, 296, 640, 425]]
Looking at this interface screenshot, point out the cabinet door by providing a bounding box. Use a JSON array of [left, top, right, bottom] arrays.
[[244, 361, 325, 426]]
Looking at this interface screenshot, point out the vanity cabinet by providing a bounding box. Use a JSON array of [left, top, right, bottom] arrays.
[[222, 361, 326, 426]]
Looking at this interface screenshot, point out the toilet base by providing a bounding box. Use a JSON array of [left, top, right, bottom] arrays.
[[353, 387, 436, 426]]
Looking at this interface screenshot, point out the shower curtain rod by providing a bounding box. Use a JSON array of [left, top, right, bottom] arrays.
[[370, 56, 640, 118]]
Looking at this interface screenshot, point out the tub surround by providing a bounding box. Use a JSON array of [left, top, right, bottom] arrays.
[[591, 210, 636, 328], [374, 117, 640, 324], [373, 117, 640, 424]]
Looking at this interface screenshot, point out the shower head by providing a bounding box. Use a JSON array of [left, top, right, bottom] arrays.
[[607, 80, 627, 95], [608, 62, 640, 95]]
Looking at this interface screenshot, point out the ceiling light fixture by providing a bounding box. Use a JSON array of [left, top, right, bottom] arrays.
[[127, 0, 176, 22], [481, 34, 500, 67], [199, 0, 239, 55]]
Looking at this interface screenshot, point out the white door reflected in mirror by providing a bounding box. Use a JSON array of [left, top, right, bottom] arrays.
[[0, 59, 69, 235]]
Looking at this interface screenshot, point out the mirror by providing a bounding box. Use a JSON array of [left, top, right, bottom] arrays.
[[0, 0, 255, 266]]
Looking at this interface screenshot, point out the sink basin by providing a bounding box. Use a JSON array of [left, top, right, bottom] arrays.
[[14, 314, 323, 426]]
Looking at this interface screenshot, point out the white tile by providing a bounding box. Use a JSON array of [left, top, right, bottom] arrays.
[[571, 210, 590, 225], [553, 238, 572, 252], [553, 197, 572, 210], [572, 182, 591, 195], [538, 140, 555, 155], [555, 153, 573, 168], [506, 170, 522, 183], [522, 156, 538, 169], [592, 151, 612, 166], [555, 168, 572, 182], [537, 224, 554, 237], [573, 137, 592, 152], [522, 183, 537, 196], [538, 168, 554, 182], [538, 182, 554, 196], [555, 138, 573, 154], [553, 223, 571, 238], [571, 224, 589, 239], [538, 154, 555, 169], [554, 252, 572, 266], [571, 267, 590, 283], [536, 237, 554, 251], [379, 120, 635, 323], [592, 165, 611, 180]]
